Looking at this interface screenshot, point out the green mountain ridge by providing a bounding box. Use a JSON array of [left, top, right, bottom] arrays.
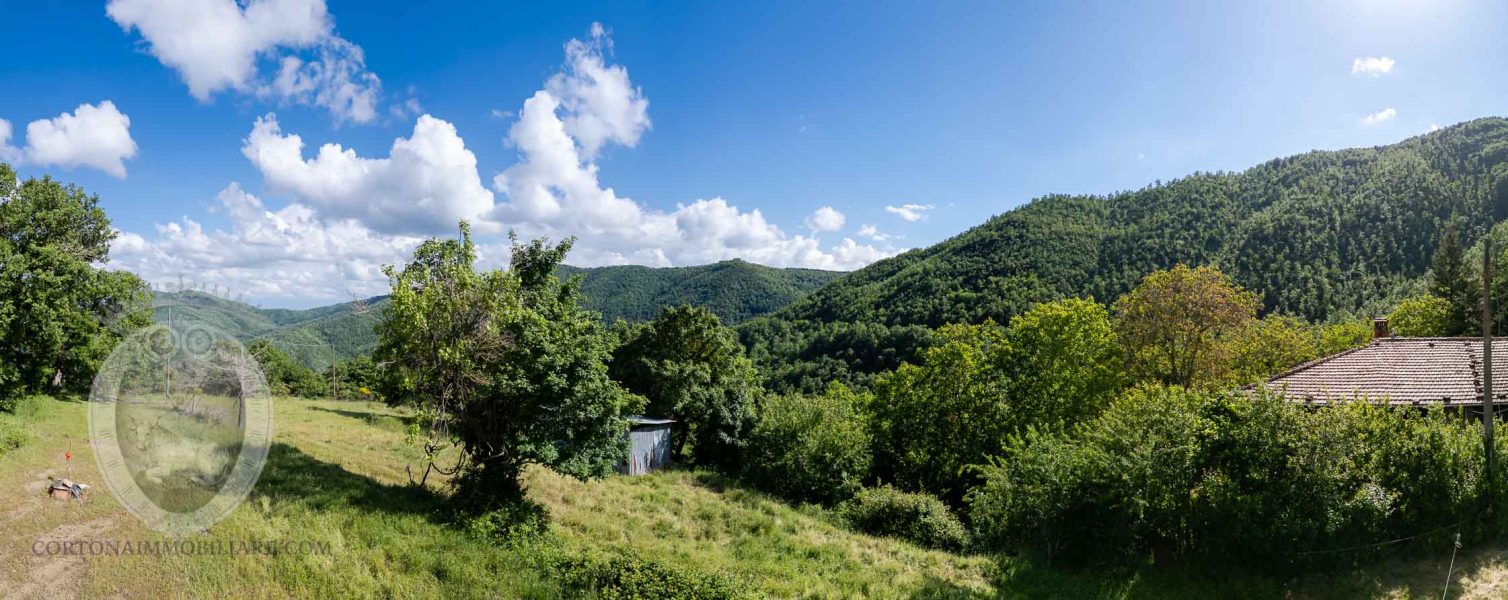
[[740, 117, 1508, 392], [154, 259, 843, 369]]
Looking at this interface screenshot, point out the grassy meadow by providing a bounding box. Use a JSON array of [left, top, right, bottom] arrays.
[[2, 395, 1508, 598]]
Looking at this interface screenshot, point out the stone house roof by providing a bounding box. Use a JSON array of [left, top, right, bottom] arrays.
[[1263, 337, 1508, 405]]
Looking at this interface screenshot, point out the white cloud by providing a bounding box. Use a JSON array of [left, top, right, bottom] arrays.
[[856, 224, 894, 242], [1362, 107, 1397, 125], [1351, 56, 1396, 77], [490, 24, 891, 271], [110, 183, 422, 303], [0, 101, 138, 178], [545, 23, 650, 159], [885, 203, 934, 222], [806, 206, 845, 232], [106, 0, 381, 124], [242, 113, 495, 234]]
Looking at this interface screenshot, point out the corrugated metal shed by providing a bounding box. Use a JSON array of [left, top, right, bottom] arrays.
[[620, 416, 675, 475]]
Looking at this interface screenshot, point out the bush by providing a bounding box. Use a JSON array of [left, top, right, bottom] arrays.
[[837, 485, 969, 551], [969, 384, 1500, 569], [742, 384, 871, 505], [547, 549, 747, 599]]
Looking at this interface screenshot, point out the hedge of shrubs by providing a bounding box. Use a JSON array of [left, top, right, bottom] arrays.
[[547, 549, 748, 599], [968, 385, 1504, 568], [837, 485, 970, 551], [741, 384, 872, 505]]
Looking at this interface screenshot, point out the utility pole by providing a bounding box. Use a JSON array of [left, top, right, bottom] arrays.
[[1485, 237, 1495, 476], [331, 359, 338, 402], [166, 304, 173, 403]]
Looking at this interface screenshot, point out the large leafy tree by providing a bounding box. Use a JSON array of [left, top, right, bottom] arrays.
[[375, 224, 637, 496], [1429, 227, 1480, 336], [1390, 295, 1452, 337], [610, 305, 761, 471], [869, 322, 1013, 503], [1004, 298, 1123, 429], [1114, 265, 1259, 387], [0, 164, 149, 407]]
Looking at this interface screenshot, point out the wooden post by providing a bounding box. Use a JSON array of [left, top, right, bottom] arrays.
[[1485, 237, 1495, 475]]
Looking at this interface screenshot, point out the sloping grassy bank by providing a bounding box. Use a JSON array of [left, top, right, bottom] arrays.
[[2, 396, 1506, 598]]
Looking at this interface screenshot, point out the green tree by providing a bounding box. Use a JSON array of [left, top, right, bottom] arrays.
[[1230, 315, 1320, 384], [1390, 295, 1452, 337], [869, 322, 1012, 502], [376, 224, 638, 497], [742, 383, 871, 505], [1429, 227, 1481, 336], [1316, 320, 1371, 356], [610, 305, 761, 471], [1114, 264, 1259, 387], [247, 340, 327, 398], [0, 164, 149, 407], [1004, 298, 1123, 429]]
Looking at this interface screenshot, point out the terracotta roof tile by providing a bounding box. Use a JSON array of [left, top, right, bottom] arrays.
[[1264, 337, 1508, 405]]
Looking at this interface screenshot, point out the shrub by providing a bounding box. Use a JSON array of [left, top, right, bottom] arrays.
[[837, 485, 968, 551], [969, 384, 1500, 569], [547, 549, 747, 599], [742, 384, 871, 505]]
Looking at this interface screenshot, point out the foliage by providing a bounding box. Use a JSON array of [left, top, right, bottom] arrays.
[[741, 383, 872, 505], [741, 119, 1508, 387], [969, 385, 1500, 569], [836, 485, 969, 551], [376, 224, 638, 498], [564, 259, 841, 324], [546, 549, 749, 600], [0, 163, 150, 405], [869, 323, 1012, 502], [326, 355, 382, 401], [247, 339, 328, 398], [738, 317, 936, 394], [610, 305, 761, 471], [1389, 295, 1452, 336], [1115, 265, 1259, 387], [1230, 315, 1320, 384], [1316, 320, 1371, 356], [1004, 298, 1123, 429], [1429, 227, 1481, 336]]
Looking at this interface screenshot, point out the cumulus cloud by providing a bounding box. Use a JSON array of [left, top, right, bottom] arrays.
[[1362, 107, 1397, 125], [490, 24, 891, 270], [242, 113, 495, 234], [806, 206, 845, 232], [856, 224, 894, 242], [885, 203, 934, 222], [0, 101, 138, 177], [1351, 56, 1396, 77], [110, 183, 423, 302], [107, 0, 381, 124]]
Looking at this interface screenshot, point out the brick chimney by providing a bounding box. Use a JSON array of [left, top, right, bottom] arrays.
[[1373, 317, 1390, 339]]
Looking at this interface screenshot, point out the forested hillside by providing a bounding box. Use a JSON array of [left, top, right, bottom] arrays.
[[743, 118, 1508, 391], [562, 259, 842, 324], [153, 260, 840, 369]]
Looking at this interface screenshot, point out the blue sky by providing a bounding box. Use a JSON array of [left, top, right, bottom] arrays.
[[1, 0, 1502, 307]]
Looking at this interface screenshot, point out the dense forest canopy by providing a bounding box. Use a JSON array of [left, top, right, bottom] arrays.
[[742, 118, 1508, 391]]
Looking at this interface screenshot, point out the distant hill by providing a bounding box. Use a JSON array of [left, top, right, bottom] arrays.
[[154, 260, 843, 369], [562, 259, 843, 324], [740, 118, 1508, 392]]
